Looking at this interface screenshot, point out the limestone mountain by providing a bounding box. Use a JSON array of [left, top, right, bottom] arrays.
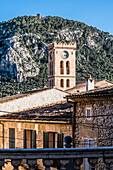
[[0, 15, 113, 96]]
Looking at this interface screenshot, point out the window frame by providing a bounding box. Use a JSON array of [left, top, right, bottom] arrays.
[[66, 79, 70, 88], [9, 128, 15, 149], [86, 107, 92, 120], [43, 132, 63, 148], [60, 79, 64, 88], [23, 129, 36, 149]]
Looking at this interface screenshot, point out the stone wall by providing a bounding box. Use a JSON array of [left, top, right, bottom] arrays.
[[74, 96, 113, 147]]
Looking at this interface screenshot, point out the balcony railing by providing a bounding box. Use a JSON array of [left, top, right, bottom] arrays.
[[0, 147, 113, 169]]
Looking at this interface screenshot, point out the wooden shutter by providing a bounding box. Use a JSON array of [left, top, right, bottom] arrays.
[[43, 132, 49, 148], [57, 133, 63, 148], [33, 130, 36, 148], [9, 128, 15, 148], [23, 129, 26, 149]]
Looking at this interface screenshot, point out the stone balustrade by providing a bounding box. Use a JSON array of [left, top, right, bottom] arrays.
[[0, 147, 112, 169]]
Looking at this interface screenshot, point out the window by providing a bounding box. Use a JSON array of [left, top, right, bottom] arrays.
[[66, 79, 70, 88], [51, 61, 53, 75], [9, 128, 15, 148], [50, 61, 53, 75], [23, 130, 36, 149], [43, 132, 63, 148], [50, 62, 51, 75], [84, 138, 94, 147], [66, 61, 70, 74], [60, 61, 64, 74], [86, 108, 91, 119], [84, 138, 95, 170], [60, 79, 64, 88]]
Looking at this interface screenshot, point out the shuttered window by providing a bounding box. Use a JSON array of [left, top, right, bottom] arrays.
[[23, 129, 36, 149], [9, 128, 15, 149], [23, 129, 26, 149], [33, 130, 36, 148], [43, 132, 63, 148], [43, 132, 49, 148], [57, 133, 63, 148]]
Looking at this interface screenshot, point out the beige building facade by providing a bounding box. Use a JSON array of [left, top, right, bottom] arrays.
[[0, 119, 72, 150], [48, 42, 76, 90]]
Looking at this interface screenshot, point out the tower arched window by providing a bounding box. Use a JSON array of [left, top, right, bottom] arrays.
[[50, 62, 51, 75], [60, 61, 64, 74], [66, 61, 70, 74], [60, 79, 64, 88], [50, 61, 53, 75], [66, 79, 70, 88], [51, 61, 53, 75]]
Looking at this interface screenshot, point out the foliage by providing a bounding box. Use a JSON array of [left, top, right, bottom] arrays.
[[0, 15, 113, 97]]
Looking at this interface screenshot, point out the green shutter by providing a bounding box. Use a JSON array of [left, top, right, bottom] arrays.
[[9, 128, 15, 148], [43, 132, 49, 148], [33, 130, 36, 148], [23, 129, 26, 149], [57, 133, 63, 148], [57, 133, 60, 148]]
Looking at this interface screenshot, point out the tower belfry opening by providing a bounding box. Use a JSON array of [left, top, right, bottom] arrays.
[[48, 42, 76, 90]]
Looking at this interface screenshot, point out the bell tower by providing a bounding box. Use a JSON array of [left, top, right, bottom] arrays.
[[48, 42, 76, 90]]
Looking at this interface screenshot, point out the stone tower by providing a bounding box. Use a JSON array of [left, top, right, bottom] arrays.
[[48, 42, 76, 90]]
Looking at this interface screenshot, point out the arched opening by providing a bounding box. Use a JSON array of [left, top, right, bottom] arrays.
[[60, 79, 64, 88], [66, 79, 70, 88], [66, 61, 70, 74], [49, 62, 51, 75], [51, 61, 53, 75], [50, 61, 53, 75], [60, 61, 64, 74]]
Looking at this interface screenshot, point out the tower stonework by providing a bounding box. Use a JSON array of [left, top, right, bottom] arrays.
[[48, 42, 76, 90]]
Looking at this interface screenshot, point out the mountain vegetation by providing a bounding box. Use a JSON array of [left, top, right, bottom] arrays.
[[0, 15, 113, 97]]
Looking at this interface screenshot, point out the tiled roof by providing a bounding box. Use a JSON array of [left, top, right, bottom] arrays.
[[65, 85, 113, 99], [0, 101, 73, 122], [0, 87, 52, 103], [65, 79, 113, 92]]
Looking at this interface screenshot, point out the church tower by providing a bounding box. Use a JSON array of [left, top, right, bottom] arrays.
[[48, 42, 76, 90]]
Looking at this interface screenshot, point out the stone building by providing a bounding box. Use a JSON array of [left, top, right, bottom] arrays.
[[65, 85, 113, 148]]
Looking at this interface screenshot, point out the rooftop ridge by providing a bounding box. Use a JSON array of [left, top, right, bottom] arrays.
[[65, 85, 113, 98]]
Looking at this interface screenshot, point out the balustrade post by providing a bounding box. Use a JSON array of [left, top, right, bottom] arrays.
[[88, 158, 98, 170], [60, 159, 69, 170], [0, 159, 4, 169], [11, 159, 21, 170], [27, 159, 37, 170], [103, 158, 113, 170], [73, 158, 83, 170], [43, 159, 53, 170]]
